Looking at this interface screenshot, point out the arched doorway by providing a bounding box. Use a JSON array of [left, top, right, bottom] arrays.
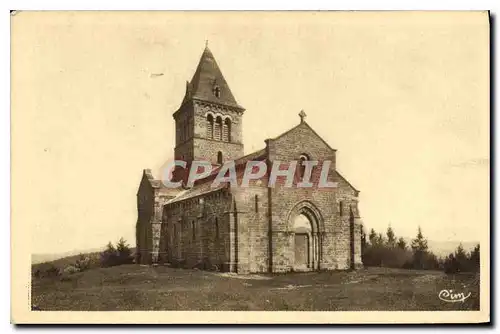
[[289, 202, 324, 272], [293, 214, 312, 271]]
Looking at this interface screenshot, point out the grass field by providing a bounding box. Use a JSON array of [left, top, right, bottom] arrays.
[[31, 265, 480, 311]]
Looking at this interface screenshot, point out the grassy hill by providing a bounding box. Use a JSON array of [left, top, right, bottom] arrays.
[[31, 265, 479, 311]]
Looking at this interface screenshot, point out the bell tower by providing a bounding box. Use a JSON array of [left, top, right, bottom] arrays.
[[172, 45, 245, 180]]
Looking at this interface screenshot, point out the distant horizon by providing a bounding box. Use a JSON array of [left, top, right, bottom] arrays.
[[31, 236, 480, 264]]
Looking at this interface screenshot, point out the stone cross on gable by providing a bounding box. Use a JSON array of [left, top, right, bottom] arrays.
[[299, 110, 307, 123]]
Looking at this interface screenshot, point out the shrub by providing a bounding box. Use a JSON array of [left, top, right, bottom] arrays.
[[45, 264, 61, 277], [442, 244, 480, 274], [63, 265, 80, 275], [33, 269, 40, 278], [100, 242, 119, 267], [100, 238, 134, 268], [362, 244, 413, 268], [116, 238, 134, 265], [75, 254, 91, 272]]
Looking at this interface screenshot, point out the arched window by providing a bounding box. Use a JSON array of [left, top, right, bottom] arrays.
[[217, 151, 223, 165], [223, 118, 231, 142], [299, 154, 310, 178], [206, 114, 214, 139], [214, 116, 223, 140]]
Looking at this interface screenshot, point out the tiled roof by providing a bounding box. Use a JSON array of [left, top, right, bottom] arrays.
[[165, 181, 226, 205], [164, 148, 267, 205], [233, 148, 267, 166]]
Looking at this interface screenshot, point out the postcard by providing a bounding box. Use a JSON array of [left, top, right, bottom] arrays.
[[11, 11, 490, 324]]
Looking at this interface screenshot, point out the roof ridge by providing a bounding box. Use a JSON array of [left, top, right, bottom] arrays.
[[336, 170, 359, 193], [267, 121, 336, 152]]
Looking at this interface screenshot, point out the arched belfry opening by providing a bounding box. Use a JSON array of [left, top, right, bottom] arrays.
[[289, 202, 323, 272], [223, 118, 231, 142]]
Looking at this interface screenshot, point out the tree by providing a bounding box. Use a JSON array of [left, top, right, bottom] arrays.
[[411, 226, 428, 252], [469, 244, 480, 272], [100, 241, 118, 267], [368, 228, 377, 246], [116, 237, 133, 265], [361, 224, 368, 258], [376, 233, 385, 246], [423, 251, 440, 270], [386, 226, 396, 247], [411, 226, 429, 269], [100, 238, 133, 267], [454, 243, 468, 272], [397, 237, 407, 250], [106, 241, 115, 252], [443, 243, 479, 274], [443, 252, 459, 273]]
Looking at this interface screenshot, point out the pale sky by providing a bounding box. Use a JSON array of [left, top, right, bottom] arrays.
[[12, 12, 489, 254]]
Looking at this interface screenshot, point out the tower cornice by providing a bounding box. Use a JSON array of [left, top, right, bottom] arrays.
[[173, 98, 245, 118]]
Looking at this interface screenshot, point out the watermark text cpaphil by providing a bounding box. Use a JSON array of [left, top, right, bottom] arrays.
[[161, 159, 339, 189]]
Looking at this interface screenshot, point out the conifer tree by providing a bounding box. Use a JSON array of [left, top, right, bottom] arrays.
[[411, 226, 428, 269], [368, 228, 377, 246], [386, 226, 396, 247], [397, 237, 407, 250]]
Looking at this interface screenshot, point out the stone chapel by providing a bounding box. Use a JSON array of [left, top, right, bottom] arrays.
[[136, 45, 363, 273]]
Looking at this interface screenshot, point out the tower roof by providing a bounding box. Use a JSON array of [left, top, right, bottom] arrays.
[[184, 45, 243, 110]]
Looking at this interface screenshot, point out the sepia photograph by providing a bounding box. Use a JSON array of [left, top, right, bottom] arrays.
[[10, 11, 490, 324]]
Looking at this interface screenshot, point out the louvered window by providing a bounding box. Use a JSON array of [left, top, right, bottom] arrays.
[[214, 116, 223, 140], [223, 118, 231, 142], [206, 114, 214, 139]]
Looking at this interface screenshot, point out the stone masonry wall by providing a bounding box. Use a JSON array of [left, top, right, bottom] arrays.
[[162, 188, 233, 271], [191, 100, 244, 164], [192, 101, 243, 145], [336, 174, 363, 269], [192, 138, 244, 165], [232, 183, 269, 273], [265, 122, 359, 272], [136, 174, 155, 265]]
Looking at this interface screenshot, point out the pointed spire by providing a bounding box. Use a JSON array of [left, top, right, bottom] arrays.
[[187, 44, 243, 109]]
